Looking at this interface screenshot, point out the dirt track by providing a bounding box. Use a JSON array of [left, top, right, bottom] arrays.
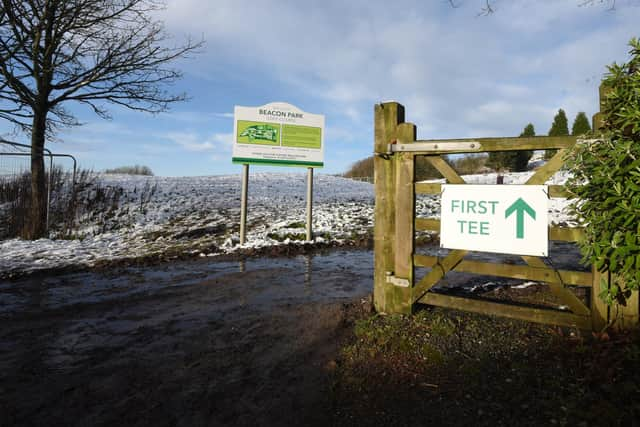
[[0, 250, 373, 427]]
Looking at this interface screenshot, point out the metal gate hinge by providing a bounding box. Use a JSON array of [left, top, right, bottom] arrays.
[[386, 272, 410, 288]]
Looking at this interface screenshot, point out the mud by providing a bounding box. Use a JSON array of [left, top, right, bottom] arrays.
[[0, 243, 586, 426], [0, 249, 373, 427]]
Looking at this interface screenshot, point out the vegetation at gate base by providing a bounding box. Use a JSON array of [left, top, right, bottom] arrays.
[[572, 111, 592, 136], [486, 123, 534, 172], [546, 108, 570, 159], [566, 38, 640, 303], [105, 165, 154, 176], [334, 306, 640, 426]]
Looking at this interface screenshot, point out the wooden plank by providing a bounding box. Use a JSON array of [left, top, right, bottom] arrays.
[[526, 148, 569, 185], [373, 102, 403, 314], [415, 219, 583, 242], [591, 268, 609, 331], [521, 256, 590, 316], [415, 182, 441, 195], [425, 156, 466, 184], [414, 255, 592, 287], [549, 227, 584, 242], [392, 123, 417, 314], [415, 218, 440, 232], [417, 183, 570, 197], [407, 136, 576, 155], [549, 185, 570, 198], [412, 250, 467, 303], [418, 292, 592, 329], [457, 260, 592, 288], [413, 254, 438, 268]]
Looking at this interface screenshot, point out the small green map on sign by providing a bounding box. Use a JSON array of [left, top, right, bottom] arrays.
[[282, 124, 322, 149], [237, 121, 280, 145]]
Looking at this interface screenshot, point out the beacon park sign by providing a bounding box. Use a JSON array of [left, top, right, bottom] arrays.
[[232, 102, 324, 168], [440, 184, 549, 256]]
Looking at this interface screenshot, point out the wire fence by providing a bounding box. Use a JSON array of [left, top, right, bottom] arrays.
[[0, 139, 77, 237]]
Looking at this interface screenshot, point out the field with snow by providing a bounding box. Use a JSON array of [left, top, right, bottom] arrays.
[[0, 169, 576, 278]]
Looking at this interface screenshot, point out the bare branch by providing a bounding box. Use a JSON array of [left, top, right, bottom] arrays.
[[0, 0, 204, 136]]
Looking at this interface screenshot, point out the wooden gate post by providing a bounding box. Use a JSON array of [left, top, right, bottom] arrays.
[[391, 123, 417, 314], [374, 102, 409, 314]]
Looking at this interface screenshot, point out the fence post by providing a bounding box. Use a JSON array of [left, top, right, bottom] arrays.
[[373, 102, 404, 314]]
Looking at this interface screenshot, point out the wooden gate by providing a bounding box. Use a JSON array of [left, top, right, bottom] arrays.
[[373, 99, 638, 331]]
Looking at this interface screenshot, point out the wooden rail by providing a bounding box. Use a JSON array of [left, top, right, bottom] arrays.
[[372, 94, 638, 330]]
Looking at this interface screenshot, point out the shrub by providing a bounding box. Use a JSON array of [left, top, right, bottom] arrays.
[[448, 154, 487, 175], [344, 155, 441, 181], [344, 156, 373, 179], [565, 37, 640, 304]]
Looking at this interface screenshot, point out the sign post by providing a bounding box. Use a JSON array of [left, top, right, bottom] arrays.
[[306, 167, 313, 241], [239, 164, 249, 244], [440, 184, 549, 256], [233, 103, 325, 244]]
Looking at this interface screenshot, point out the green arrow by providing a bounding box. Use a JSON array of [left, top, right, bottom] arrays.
[[504, 198, 536, 239]]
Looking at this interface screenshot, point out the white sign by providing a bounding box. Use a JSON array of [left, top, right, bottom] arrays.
[[440, 184, 549, 256], [232, 102, 324, 168]]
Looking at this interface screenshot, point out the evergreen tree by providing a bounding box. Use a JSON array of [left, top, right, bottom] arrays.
[[545, 109, 569, 158], [571, 112, 592, 135], [520, 123, 535, 137], [513, 123, 535, 171], [487, 123, 534, 172]]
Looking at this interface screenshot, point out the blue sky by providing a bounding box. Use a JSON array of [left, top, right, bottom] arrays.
[[1, 0, 639, 177]]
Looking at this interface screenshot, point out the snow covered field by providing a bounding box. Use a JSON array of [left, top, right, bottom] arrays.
[[0, 170, 576, 278]]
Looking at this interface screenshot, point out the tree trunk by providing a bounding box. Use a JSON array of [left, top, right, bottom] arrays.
[[24, 111, 48, 239]]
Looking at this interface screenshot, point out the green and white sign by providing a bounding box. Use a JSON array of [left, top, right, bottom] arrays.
[[233, 102, 324, 167], [440, 184, 549, 256]]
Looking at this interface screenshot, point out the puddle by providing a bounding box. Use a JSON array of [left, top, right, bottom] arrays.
[[0, 248, 374, 315], [0, 242, 586, 315]]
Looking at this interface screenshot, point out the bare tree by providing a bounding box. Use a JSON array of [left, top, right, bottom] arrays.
[[449, 0, 629, 14], [0, 0, 202, 239]]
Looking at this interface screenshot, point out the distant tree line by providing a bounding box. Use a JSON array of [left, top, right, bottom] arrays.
[[344, 154, 486, 181], [345, 109, 593, 178], [104, 165, 154, 176]]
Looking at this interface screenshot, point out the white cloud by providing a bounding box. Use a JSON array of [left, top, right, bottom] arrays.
[[155, 1, 640, 172], [166, 131, 233, 153]]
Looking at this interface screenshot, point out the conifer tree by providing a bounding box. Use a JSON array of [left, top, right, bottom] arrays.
[[545, 109, 569, 158], [487, 123, 535, 172], [513, 123, 535, 171], [571, 112, 592, 135]]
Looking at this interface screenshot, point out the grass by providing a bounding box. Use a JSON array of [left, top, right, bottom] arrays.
[[332, 304, 640, 426]]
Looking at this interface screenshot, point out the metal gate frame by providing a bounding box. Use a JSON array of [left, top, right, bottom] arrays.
[[0, 139, 77, 232]]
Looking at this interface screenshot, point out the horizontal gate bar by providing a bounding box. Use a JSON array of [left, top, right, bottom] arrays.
[[391, 141, 482, 153], [391, 136, 577, 154], [415, 218, 584, 242], [413, 255, 592, 287], [418, 292, 591, 329], [416, 183, 571, 198]]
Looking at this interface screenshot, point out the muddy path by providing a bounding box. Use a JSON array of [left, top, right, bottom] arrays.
[[0, 243, 585, 426], [0, 249, 373, 427]]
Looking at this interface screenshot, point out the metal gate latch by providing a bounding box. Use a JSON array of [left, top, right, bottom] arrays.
[[385, 272, 410, 288]]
